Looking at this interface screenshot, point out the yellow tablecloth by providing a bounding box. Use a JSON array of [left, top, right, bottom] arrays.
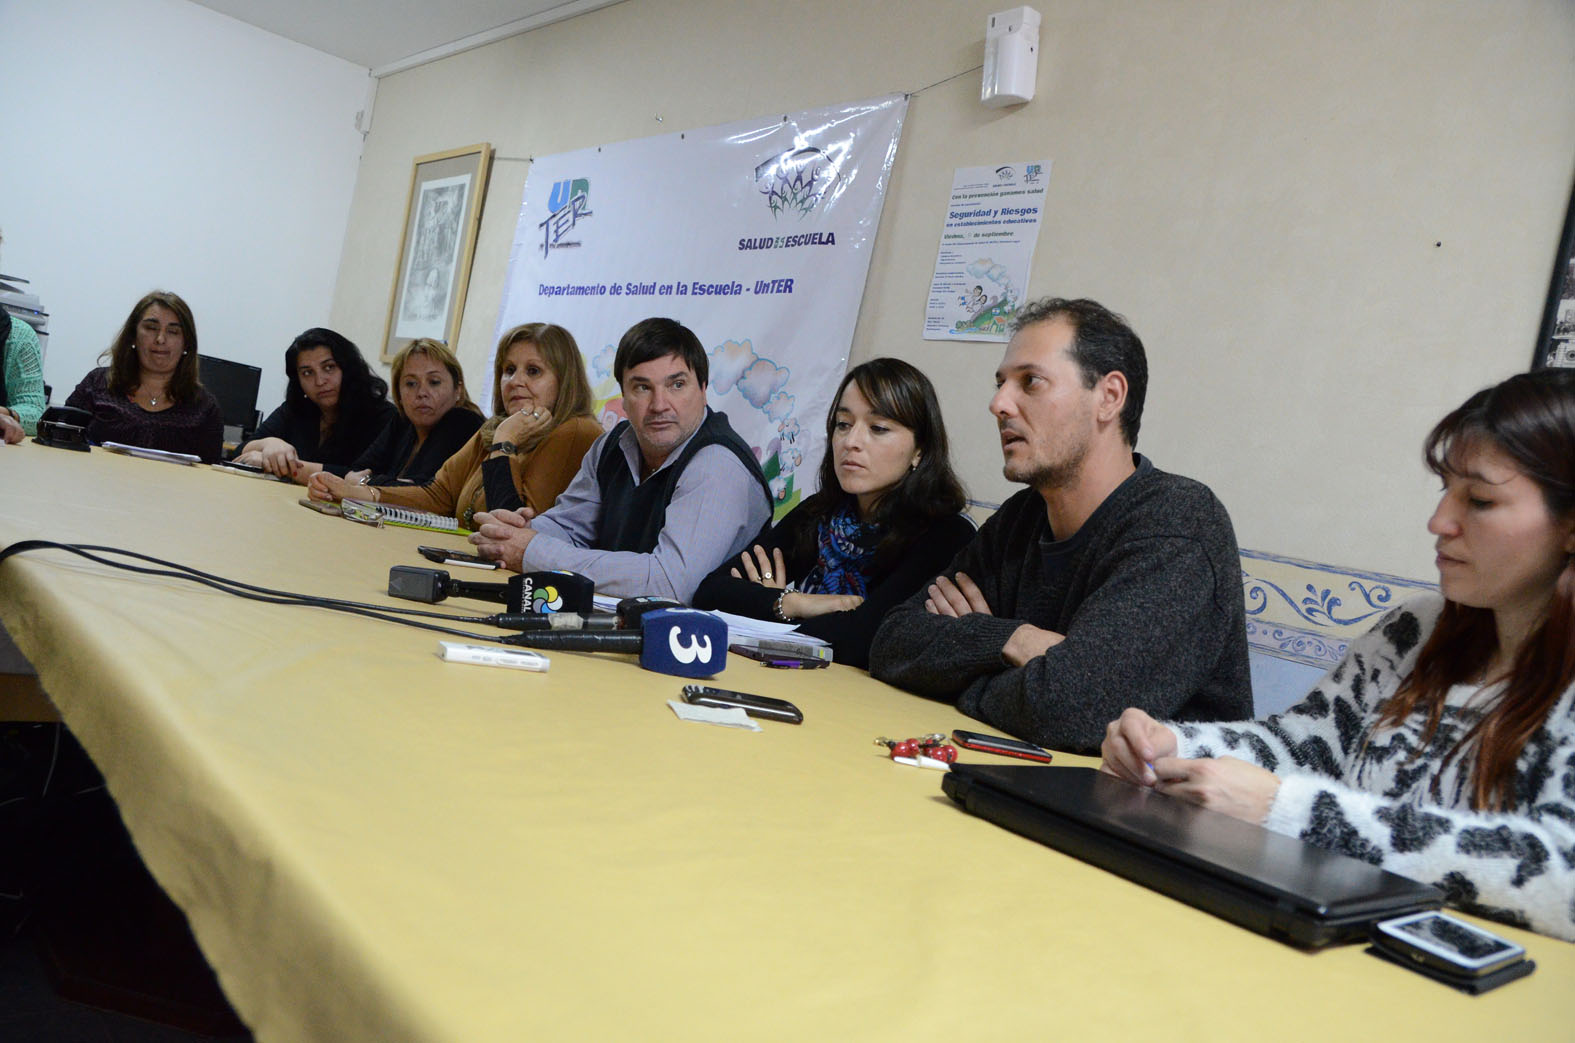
[[0, 442, 1570, 1041]]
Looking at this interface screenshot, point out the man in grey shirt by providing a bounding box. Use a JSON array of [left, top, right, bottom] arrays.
[[471, 317, 773, 603], [868, 298, 1251, 751]]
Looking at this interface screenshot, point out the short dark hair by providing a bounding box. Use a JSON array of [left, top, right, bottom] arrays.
[[1011, 297, 1148, 447], [613, 317, 708, 387]]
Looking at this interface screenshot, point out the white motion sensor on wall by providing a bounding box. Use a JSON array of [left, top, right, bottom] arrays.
[[982, 6, 1041, 108]]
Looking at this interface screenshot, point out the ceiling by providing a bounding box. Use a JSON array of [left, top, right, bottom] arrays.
[[190, 0, 621, 74]]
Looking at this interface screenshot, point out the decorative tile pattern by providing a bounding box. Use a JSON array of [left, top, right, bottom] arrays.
[[1240, 549, 1436, 668]]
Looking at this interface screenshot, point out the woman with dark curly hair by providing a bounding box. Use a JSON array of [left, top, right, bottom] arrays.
[[693, 357, 974, 668], [236, 328, 395, 483], [64, 290, 223, 462]]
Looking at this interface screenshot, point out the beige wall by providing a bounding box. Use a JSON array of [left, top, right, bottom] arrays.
[[330, 0, 1575, 580]]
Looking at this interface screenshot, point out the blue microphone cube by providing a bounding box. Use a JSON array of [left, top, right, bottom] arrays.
[[639, 608, 727, 678]]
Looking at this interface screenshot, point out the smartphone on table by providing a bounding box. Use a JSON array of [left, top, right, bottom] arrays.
[[418, 545, 501, 570], [729, 644, 829, 668], [681, 685, 803, 724], [951, 730, 1053, 763], [298, 497, 342, 516], [1370, 911, 1534, 992]]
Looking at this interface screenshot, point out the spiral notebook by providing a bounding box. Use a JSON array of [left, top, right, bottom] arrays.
[[341, 499, 469, 535]]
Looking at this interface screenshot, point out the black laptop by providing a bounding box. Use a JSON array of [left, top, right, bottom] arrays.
[[942, 764, 1442, 947]]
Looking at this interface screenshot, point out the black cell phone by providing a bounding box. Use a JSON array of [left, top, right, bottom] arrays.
[[681, 685, 803, 724], [220, 459, 266, 473], [728, 644, 829, 667], [951, 730, 1053, 763], [1371, 912, 1527, 980], [418, 545, 500, 570]]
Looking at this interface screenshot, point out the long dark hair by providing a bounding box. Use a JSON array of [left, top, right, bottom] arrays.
[[102, 291, 203, 404], [1377, 368, 1575, 810], [282, 328, 388, 459], [795, 358, 967, 568]]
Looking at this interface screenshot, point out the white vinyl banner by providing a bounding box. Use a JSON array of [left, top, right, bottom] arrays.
[[492, 94, 907, 516]]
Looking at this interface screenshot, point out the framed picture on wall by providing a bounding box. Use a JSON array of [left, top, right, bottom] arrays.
[[382, 143, 494, 362], [1533, 180, 1575, 370]]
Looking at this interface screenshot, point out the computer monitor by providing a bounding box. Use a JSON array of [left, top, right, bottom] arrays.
[[198, 355, 262, 437]]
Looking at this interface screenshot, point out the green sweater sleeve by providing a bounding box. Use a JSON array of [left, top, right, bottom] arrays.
[[3, 319, 47, 435]]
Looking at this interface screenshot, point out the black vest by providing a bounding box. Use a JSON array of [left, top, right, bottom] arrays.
[[594, 409, 771, 554]]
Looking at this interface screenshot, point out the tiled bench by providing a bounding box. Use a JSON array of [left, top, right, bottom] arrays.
[[1240, 549, 1436, 716]]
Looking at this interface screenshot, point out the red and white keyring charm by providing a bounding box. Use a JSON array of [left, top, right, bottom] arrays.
[[875, 734, 958, 771]]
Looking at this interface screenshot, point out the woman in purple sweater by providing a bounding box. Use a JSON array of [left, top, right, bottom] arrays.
[[64, 291, 223, 463]]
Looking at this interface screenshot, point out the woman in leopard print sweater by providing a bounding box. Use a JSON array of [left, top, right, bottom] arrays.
[[1103, 369, 1575, 942]]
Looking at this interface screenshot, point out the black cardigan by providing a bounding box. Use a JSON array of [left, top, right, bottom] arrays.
[[339, 406, 484, 485], [691, 496, 977, 669], [252, 397, 396, 471]]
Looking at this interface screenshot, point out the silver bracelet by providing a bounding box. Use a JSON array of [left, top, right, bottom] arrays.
[[772, 591, 791, 622]]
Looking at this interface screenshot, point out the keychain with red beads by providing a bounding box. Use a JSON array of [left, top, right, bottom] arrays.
[[875, 733, 958, 770]]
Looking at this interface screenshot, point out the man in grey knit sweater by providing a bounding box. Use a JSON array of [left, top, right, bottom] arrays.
[[868, 298, 1251, 752]]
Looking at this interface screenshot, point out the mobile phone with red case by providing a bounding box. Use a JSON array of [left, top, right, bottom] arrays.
[[951, 729, 1053, 763]]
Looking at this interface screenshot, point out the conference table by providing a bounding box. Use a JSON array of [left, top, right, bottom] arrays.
[[0, 441, 1569, 1042]]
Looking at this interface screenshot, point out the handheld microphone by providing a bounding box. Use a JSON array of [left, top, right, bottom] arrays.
[[389, 566, 509, 604], [503, 608, 727, 677], [508, 571, 595, 615]]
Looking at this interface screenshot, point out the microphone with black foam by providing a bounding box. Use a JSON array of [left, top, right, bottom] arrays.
[[388, 566, 597, 617], [388, 565, 510, 605], [501, 607, 727, 678]]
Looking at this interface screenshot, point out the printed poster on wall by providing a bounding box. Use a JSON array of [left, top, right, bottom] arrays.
[[493, 95, 907, 516], [922, 161, 1050, 342]]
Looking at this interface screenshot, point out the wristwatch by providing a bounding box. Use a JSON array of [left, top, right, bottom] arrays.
[[486, 441, 520, 456]]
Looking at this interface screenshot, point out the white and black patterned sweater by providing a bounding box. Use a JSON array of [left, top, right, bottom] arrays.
[[1175, 595, 1575, 942]]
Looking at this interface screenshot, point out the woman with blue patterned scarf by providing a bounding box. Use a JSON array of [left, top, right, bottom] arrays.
[[693, 358, 973, 668]]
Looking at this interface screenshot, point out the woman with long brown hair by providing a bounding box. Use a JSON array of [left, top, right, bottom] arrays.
[[1101, 368, 1575, 941], [692, 357, 972, 668], [64, 290, 224, 462]]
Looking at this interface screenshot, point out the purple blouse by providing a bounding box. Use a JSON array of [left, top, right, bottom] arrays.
[[64, 367, 224, 463]]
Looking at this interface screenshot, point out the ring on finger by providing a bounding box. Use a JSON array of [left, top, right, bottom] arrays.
[[762, 571, 773, 581]]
